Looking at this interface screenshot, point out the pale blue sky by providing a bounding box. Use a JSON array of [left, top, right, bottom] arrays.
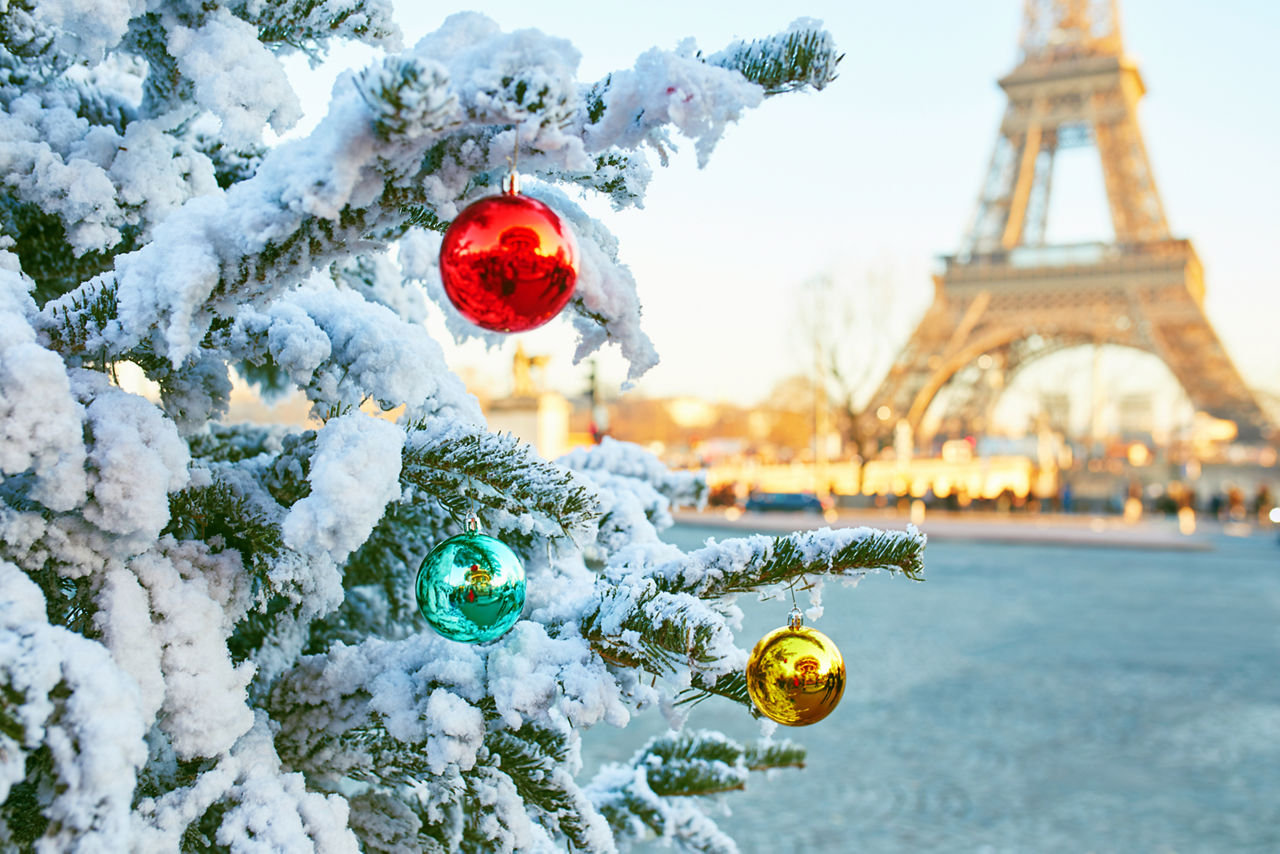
[[286, 1, 1280, 409]]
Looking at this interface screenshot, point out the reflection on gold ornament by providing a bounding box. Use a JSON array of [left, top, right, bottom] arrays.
[[746, 609, 845, 726]]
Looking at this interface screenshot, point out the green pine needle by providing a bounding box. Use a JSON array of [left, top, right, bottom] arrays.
[[677, 670, 752, 710], [163, 477, 285, 582], [401, 426, 600, 543], [711, 27, 842, 95], [653, 527, 926, 599]]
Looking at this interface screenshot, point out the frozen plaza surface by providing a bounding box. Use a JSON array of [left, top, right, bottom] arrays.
[[585, 523, 1280, 853]]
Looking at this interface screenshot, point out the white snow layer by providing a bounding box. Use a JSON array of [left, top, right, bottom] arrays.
[[129, 545, 256, 759], [0, 97, 126, 254], [0, 270, 87, 510], [584, 41, 764, 167], [230, 275, 482, 422], [75, 371, 190, 542], [0, 561, 148, 850], [167, 9, 303, 144], [282, 413, 404, 570], [21, 0, 147, 64], [131, 714, 359, 853]]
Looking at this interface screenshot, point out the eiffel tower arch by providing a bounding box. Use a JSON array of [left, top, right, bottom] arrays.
[[863, 0, 1272, 445]]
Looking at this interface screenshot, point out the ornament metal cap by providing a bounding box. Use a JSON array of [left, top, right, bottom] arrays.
[[788, 605, 804, 629], [504, 131, 521, 194]]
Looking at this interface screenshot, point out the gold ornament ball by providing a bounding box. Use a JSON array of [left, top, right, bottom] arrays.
[[745, 620, 845, 726]]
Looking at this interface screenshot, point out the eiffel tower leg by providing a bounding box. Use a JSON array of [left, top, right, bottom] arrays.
[[862, 288, 1008, 446], [1131, 286, 1270, 440], [1002, 118, 1043, 249], [859, 291, 957, 448], [1094, 109, 1169, 242]]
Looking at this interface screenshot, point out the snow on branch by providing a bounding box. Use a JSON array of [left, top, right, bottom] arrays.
[[131, 715, 358, 851], [707, 17, 841, 96], [560, 438, 706, 510], [585, 730, 803, 853], [0, 269, 87, 512], [0, 0, 138, 69], [228, 275, 481, 423], [559, 438, 706, 559], [238, 0, 402, 56], [604, 730, 803, 799], [580, 578, 743, 683], [37, 14, 836, 386], [282, 413, 404, 571], [402, 419, 601, 544], [580, 18, 837, 167], [0, 561, 147, 850], [578, 42, 763, 170], [168, 8, 304, 145], [117, 544, 256, 759], [163, 473, 286, 582], [620, 525, 927, 598], [484, 724, 614, 852], [270, 621, 634, 852]]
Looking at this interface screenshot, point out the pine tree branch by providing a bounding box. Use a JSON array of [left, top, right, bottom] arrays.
[[707, 24, 842, 95], [0, 197, 138, 308], [163, 476, 285, 583], [588, 731, 804, 851], [485, 727, 607, 853], [641, 731, 750, 796], [580, 582, 734, 679], [542, 151, 651, 210], [355, 57, 457, 140], [401, 424, 601, 544], [639, 526, 926, 599], [192, 135, 266, 190], [124, 12, 191, 117], [187, 424, 281, 464], [234, 0, 400, 56], [261, 431, 317, 507], [677, 671, 751, 711], [0, 0, 71, 71], [744, 740, 806, 772], [340, 724, 442, 788]]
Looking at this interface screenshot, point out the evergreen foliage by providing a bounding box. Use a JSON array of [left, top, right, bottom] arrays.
[[588, 731, 807, 852], [0, 2, 924, 851]]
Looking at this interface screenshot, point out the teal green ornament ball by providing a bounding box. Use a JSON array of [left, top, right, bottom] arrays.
[[416, 525, 526, 643]]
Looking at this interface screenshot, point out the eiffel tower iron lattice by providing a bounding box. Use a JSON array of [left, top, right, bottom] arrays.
[[862, 0, 1271, 444]]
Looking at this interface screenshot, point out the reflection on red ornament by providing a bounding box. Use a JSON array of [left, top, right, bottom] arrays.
[[439, 190, 579, 332]]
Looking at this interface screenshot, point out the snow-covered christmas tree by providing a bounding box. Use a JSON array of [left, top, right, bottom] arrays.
[[0, 2, 925, 850]]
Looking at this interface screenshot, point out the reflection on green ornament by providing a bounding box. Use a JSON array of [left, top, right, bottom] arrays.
[[416, 520, 525, 643]]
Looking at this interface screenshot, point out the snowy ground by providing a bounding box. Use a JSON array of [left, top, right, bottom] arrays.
[[582, 522, 1280, 853]]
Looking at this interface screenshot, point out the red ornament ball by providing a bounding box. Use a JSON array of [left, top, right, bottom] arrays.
[[439, 191, 579, 332]]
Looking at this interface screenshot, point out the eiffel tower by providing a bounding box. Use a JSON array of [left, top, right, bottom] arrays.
[[862, 0, 1271, 444]]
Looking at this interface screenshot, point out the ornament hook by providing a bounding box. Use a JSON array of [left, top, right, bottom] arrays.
[[465, 513, 481, 534]]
